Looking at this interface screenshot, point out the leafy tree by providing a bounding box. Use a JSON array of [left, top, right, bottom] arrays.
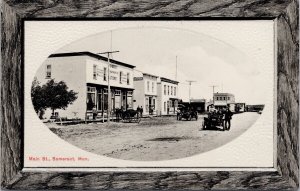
[[31, 77, 47, 119], [43, 79, 78, 115], [31, 78, 78, 118]]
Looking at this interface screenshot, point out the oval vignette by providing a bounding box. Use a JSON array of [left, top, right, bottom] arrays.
[[31, 27, 265, 161]]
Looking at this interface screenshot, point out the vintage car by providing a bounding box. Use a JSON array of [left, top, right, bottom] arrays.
[[178, 107, 198, 121], [202, 112, 225, 130]]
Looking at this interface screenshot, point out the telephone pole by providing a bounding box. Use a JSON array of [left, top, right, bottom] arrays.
[[97, 50, 119, 123], [186, 80, 196, 104], [175, 56, 178, 81], [210, 85, 218, 105]]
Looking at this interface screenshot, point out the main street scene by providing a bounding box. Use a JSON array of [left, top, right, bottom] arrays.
[[32, 27, 268, 161]]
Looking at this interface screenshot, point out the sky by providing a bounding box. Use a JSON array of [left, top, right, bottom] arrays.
[[56, 26, 274, 104]]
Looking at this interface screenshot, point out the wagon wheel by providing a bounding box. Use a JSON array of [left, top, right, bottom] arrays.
[[188, 115, 192, 121], [202, 121, 206, 130], [222, 120, 226, 131]]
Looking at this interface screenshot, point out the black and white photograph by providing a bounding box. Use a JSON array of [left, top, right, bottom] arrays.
[[2, 1, 298, 190], [24, 21, 274, 167]]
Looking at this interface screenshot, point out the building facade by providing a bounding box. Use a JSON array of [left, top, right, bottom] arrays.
[[133, 72, 158, 115], [35, 52, 135, 120], [157, 77, 179, 115], [213, 92, 235, 110]]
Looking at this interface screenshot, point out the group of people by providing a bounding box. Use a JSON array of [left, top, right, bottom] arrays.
[[209, 107, 233, 130], [136, 106, 144, 117]]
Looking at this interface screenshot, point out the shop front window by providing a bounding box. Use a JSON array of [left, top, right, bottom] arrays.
[[127, 96, 132, 108], [87, 87, 96, 111]]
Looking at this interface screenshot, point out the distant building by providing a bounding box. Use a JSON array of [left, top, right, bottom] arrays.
[[182, 99, 206, 113], [213, 92, 235, 110], [133, 72, 158, 115], [157, 77, 179, 115], [228, 103, 246, 113], [246, 104, 265, 112], [35, 52, 135, 120]]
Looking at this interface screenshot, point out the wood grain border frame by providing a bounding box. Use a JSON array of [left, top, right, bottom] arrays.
[[1, 0, 299, 190]]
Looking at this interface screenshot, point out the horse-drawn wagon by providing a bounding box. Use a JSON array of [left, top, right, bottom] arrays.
[[116, 109, 141, 123]]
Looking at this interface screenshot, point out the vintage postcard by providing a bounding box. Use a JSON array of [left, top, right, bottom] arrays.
[[24, 20, 275, 169]]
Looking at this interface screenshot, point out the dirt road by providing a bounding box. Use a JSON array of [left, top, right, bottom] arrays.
[[48, 112, 260, 161]]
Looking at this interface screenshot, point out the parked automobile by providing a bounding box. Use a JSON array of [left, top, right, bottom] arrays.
[[202, 112, 225, 130], [178, 107, 198, 121]]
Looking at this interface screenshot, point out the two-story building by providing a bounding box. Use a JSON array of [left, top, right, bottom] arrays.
[[213, 92, 235, 110], [35, 51, 135, 120], [133, 72, 158, 115], [157, 77, 179, 115]]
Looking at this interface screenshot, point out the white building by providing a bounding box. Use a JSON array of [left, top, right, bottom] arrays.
[[157, 77, 179, 115], [133, 72, 158, 115], [35, 52, 135, 120], [213, 92, 235, 110]]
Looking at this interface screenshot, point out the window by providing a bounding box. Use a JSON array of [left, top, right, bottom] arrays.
[[164, 85, 166, 95], [223, 97, 226, 100], [87, 87, 96, 111], [115, 90, 121, 96], [97, 90, 102, 111], [103, 89, 108, 110], [216, 97, 219, 101], [127, 96, 133, 108], [174, 87, 176, 96], [168, 86, 170, 95], [171, 86, 173, 95], [164, 102, 166, 112], [228, 97, 230, 100], [93, 65, 97, 80], [127, 91, 133, 96], [146, 98, 149, 112], [152, 82, 154, 92], [103, 67, 107, 81], [46, 64, 51, 78], [119, 71, 123, 84], [127, 72, 130, 85], [147, 81, 150, 92]]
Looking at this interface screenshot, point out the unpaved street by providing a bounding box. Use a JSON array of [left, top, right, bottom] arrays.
[[48, 112, 260, 161]]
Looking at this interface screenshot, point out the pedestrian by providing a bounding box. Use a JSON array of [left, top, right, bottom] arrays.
[[140, 106, 143, 117], [176, 107, 181, 120], [224, 107, 233, 130], [137, 106, 140, 118], [92, 105, 97, 120]]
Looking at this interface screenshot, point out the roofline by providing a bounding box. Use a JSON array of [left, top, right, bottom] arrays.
[[49, 52, 136, 69], [143, 73, 158, 78], [213, 93, 234, 96], [160, 77, 179, 84]]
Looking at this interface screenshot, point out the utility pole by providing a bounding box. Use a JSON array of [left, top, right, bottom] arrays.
[[210, 85, 218, 105], [175, 56, 178, 81], [186, 80, 196, 104], [97, 51, 119, 123]]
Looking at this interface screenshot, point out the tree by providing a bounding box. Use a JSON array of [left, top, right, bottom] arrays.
[[43, 79, 78, 115], [31, 77, 47, 119], [31, 78, 78, 118]]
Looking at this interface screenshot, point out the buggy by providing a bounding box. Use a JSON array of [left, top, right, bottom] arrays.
[[116, 109, 141, 123], [202, 112, 225, 130]]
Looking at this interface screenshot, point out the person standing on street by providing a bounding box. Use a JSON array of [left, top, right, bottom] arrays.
[[140, 106, 143, 117], [224, 107, 233, 130]]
